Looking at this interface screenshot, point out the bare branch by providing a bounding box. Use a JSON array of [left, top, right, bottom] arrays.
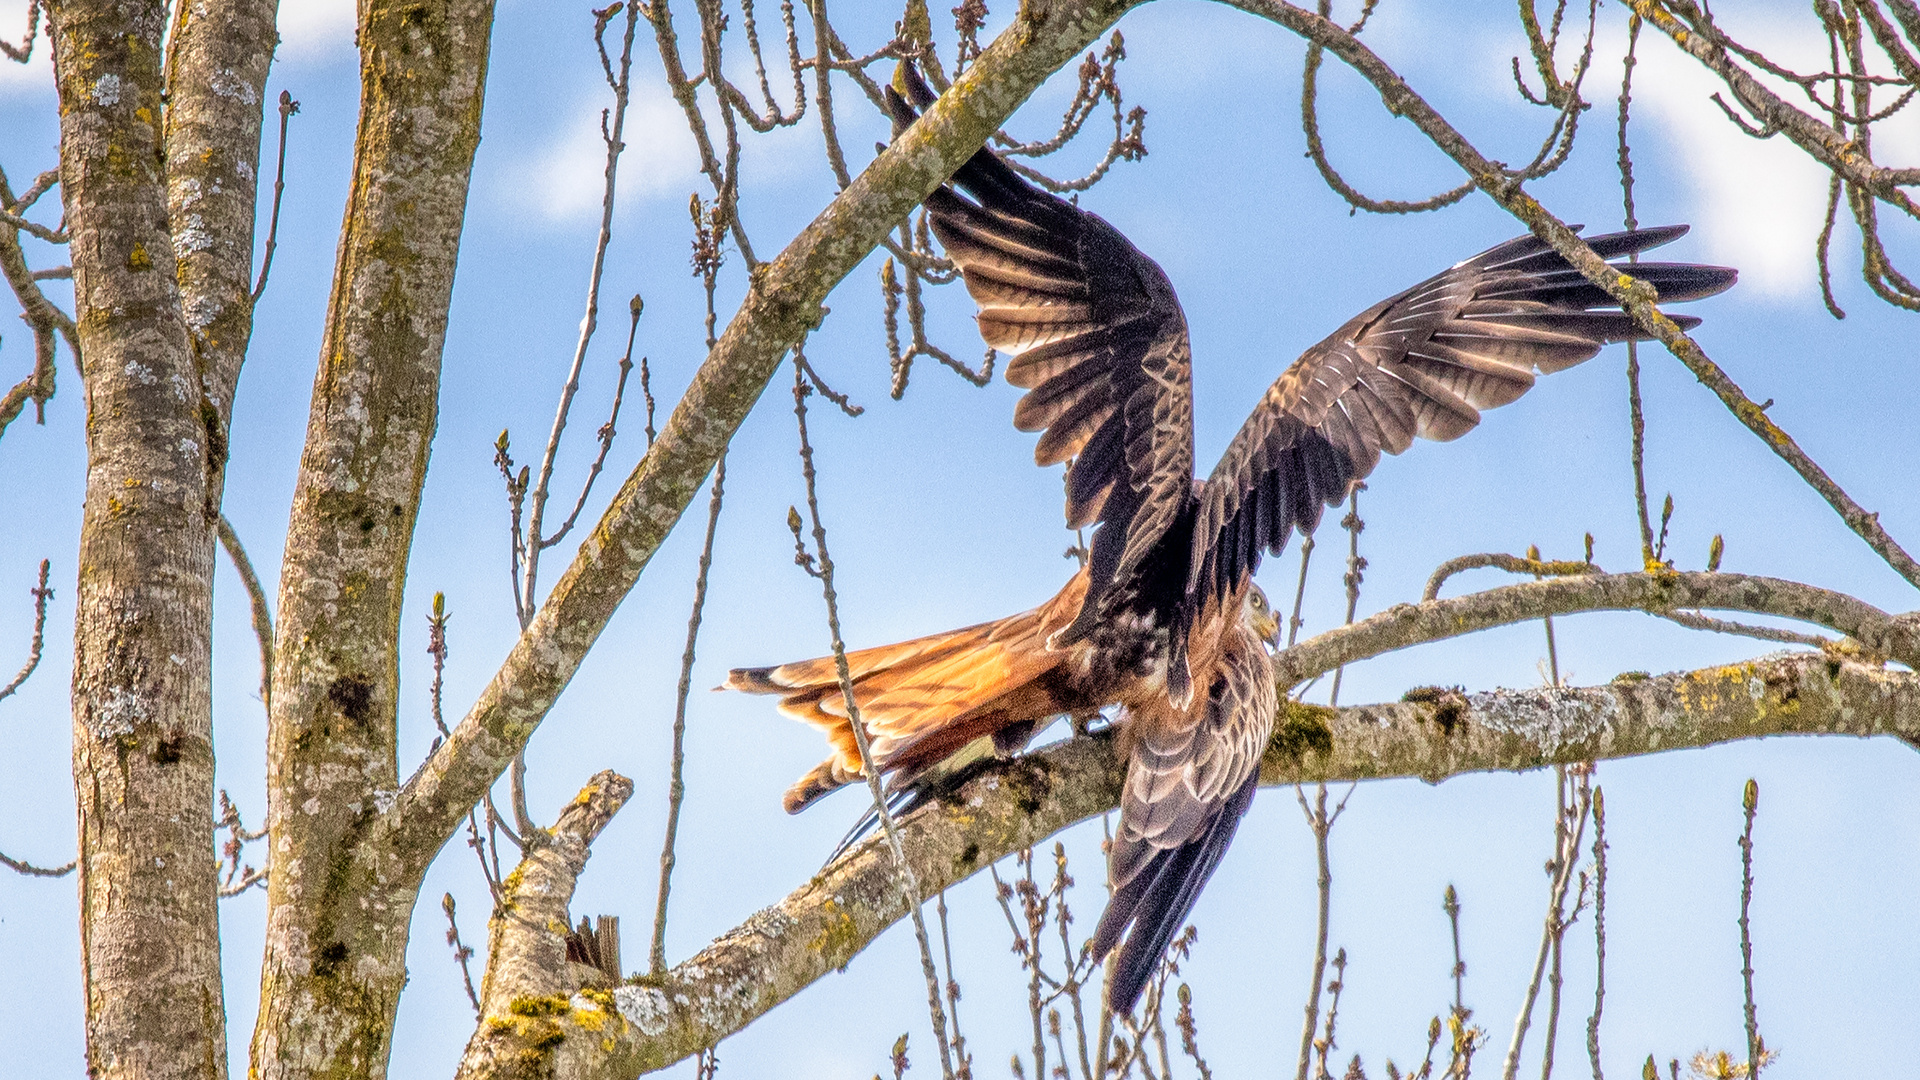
[[1425, 552, 1595, 603], [454, 771, 635, 1080], [1221, 0, 1920, 592], [217, 515, 274, 713], [1272, 571, 1920, 684], [0, 558, 52, 704]]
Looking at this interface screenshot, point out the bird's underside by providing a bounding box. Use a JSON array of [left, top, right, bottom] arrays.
[[726, 61, 1736, 1015]]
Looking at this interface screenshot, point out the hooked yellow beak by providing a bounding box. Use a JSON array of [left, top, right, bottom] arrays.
[[1254, 610, 1280, 649]]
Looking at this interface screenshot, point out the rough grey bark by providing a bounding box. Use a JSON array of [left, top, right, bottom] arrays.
[[252, 2, 497, 1079], [46, 0, 276, 1076], [455, 651, 1918, 1078]]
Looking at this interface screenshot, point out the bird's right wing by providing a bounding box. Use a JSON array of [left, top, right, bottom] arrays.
[[1186, 227, 1737, 605]]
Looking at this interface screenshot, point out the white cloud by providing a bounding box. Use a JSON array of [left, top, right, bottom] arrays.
[[276, 0, 357, 60], [1629, 15, 1838, 297], [509, 79, 706, 223]]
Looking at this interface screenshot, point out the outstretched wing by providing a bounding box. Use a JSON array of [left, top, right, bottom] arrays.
[[1089, 634, 1275, 1014], [887, 65, 1196, 654], [1187, 227, 1738, 603]]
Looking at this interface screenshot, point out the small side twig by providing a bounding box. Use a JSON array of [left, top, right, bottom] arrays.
[[0, 847, 74, 877], [443, 892, 482, 1018], [1327, 484, 1366, 708], [1424, 552, 1596, 603], [427, 592, 451, 747], [0, 558, 52, 704], [251, 91, 300, 303], [217, 516, 274, 713]]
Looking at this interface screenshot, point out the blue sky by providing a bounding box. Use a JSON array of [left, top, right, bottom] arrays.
[[1, 0, 1917, 1076]]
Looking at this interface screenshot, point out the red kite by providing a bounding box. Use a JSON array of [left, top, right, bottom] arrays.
[[729, 65, 1735, 1013]]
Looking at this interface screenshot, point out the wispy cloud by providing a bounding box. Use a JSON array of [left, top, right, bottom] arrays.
[[277, 0, 358, 61], [508, 80, 705, 223]]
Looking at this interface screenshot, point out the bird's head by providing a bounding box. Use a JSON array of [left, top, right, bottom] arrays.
[[1244, 584, 1279, 649]]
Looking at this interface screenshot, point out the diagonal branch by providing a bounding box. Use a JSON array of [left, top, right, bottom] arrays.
[[380, 0, 1147, 884], [507, 649, 1920, 1077], [1220, 0, 1920, 592]]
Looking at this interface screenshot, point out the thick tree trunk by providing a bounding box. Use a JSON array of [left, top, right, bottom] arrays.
[[252, 3, 496, 1078], [48, 0, 274, 1068], [48, 0, 275, 1077]]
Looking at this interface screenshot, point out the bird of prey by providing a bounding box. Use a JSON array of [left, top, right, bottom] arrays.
[[727, 63, 1735, 1013]]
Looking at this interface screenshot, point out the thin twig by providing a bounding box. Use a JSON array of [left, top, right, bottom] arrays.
[[0, 0, 41, 63], [790, 350, 956, 1080], [650, 454, 726, 975], [1739, 779, 1763, 1079], [1327, 484, 1365, 707], [428, 591, 451, 736], [1586, 785, 1607, 1080], [1501, 766, 1592, 1080], [443, 892, 482, 1018], [217, 516, 274, 713], [543, 295, 644, 551], [251, 91, 300, 302], [1424, 552, 1596, 603], [1288, 533, 1316, 649], [1295, 783, 1355, 1080], [0, 559, 52, 704], [521, 0, 641, 617], [0, 848, 74, 877]]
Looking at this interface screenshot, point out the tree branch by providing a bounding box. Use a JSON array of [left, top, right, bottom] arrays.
[[382, 0, 1146, 884], [1217, 0, 1920, 592], [498, 650, 1919, 1077], [455, 770, 634, 1080]]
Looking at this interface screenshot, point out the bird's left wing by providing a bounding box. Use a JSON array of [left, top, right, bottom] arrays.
[[1089, 637, 1275, 1013], [885, 65, 1196, 655], [1186, 227, 1737, 603]]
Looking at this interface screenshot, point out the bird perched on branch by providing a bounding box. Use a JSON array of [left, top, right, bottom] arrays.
[[726, 61, 1735, 1014]]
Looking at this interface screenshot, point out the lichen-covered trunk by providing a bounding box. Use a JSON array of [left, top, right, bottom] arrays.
[[251, 3, 495, 1078], [48, 0, 275, 1076]]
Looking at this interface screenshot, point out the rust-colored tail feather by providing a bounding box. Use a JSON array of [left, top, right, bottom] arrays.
[[726, 570, 1090, 813]]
